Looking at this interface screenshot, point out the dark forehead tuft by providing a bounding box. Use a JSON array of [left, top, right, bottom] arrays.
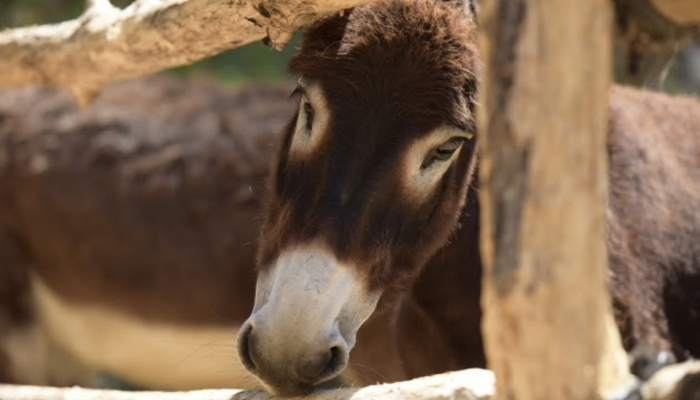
[[291, 0, 478, 76], [289, 0, 479, 128]]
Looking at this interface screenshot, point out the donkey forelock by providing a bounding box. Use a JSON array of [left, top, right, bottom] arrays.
[[239, 0, 479, 394]]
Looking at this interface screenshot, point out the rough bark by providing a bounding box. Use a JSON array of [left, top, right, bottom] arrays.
[[0, 369, 495, 400], [0, 0, 373, 105], [477, 0, 633, 399]]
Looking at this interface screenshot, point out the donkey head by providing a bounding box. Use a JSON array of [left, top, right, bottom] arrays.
[[237, 0, 479, 394]]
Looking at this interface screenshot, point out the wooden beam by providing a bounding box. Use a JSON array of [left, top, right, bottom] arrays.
[[0, 0, 372, 105], [3, 362, 699, 400], [0, 369, 495, 400], [477, 0, 634, 399]]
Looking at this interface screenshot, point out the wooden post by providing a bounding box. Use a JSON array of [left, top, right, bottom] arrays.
[[478, 1, 633, 399]]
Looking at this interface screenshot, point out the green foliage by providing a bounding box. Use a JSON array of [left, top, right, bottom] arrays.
[[169, 36, 299, 83], [1, 0, 86, 28], [0, 0, 296, 83]]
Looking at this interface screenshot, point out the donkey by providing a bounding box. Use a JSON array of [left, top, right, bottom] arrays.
[[236, 0, 700, 395]]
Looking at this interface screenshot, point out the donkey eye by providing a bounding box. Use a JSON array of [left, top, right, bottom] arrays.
[[436, 137, 464, 157], [421, 137, 466, 169], [303, 101, 314, 132], [288, 83, 327, 156]]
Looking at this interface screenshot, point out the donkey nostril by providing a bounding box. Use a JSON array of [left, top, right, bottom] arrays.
[[299, 345, 348, 384], [237, 323, 257, 372], [326, 346, 344, 375]]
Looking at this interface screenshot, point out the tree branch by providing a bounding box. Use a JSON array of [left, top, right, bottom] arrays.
[[0, 369, 495, 400], [0, 0, 371, 105]]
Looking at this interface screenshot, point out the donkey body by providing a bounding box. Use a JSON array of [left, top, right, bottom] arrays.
[[237, 0, 700, 395], [0, 78, 284, 389]]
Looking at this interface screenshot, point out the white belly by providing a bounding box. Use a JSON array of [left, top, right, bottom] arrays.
[[31, 275, 258, 390]]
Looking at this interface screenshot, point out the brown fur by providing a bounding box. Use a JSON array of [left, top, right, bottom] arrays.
[[0, 350, 10, 383], [257, 0, 480, 293], [0, 77, 289, 326], [394, 189, 484, 377], [607, 86, 700, 357], [0, 225, 33, 384], [249, 0, 700, 389]]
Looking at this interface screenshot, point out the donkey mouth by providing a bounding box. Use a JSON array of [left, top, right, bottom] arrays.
[[237, 311, 351, 395], [236, 244, 380, 395]]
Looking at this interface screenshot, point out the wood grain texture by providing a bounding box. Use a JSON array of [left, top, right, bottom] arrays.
[[477, 0, 633, 399], [0, 369, 495, 400], [0, 0, 373, 104]]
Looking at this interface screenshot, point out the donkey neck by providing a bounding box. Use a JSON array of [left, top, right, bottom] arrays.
[[396, 186, 485, 377]]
